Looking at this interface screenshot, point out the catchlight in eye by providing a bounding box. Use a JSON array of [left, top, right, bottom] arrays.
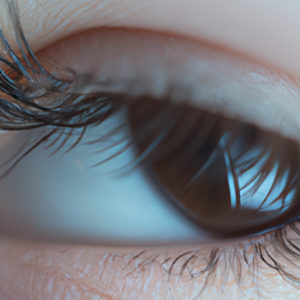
[[127, 97, 300, 238]]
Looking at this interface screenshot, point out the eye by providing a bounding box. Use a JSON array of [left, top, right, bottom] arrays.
[[1, 25, 300, 246]]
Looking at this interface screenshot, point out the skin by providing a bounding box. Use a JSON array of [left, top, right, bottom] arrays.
[[1, 0, 300, 299]]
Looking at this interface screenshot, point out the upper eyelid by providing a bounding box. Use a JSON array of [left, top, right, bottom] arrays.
[[37, 26, 300, 144], [2, 0, 300, 147]]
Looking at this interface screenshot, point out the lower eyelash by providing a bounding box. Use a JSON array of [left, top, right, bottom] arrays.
[[2, 0, 300, 290], [128, 222, 300, 294]]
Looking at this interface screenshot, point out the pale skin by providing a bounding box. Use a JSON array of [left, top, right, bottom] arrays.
[[0, 0, 300, 299]]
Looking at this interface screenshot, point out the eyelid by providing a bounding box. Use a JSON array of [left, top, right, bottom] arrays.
[[39, 27, 300, 142]]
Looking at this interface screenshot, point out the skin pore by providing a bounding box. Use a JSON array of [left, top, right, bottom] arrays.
[[1, 0, 300, 299]]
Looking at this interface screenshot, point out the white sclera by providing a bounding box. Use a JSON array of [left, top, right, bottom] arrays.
[[0, 114, 205, 245]]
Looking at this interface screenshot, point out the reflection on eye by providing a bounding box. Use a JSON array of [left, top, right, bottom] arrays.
[[128, 97, 300, 238]]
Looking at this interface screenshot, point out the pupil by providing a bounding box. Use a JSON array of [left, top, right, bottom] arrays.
[[127, 97, 300, 238]]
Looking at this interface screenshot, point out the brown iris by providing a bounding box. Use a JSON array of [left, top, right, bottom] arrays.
[[127, 97, 300, 238]]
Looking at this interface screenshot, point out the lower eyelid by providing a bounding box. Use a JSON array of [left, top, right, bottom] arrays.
[[0, 229, 299, 300], [0, 238, 255, 299]]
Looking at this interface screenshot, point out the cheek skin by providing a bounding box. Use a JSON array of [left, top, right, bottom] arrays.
[[0, 238, 299, 299]]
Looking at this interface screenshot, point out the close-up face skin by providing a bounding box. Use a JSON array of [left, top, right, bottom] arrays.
[[1, 0, 300, 299]]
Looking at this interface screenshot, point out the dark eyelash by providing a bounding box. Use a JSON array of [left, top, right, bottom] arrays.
[[0, 0, 122, 132], [0, 0, 126, 176], [2, 0, 300, 292], [126, 223, 300, 294]]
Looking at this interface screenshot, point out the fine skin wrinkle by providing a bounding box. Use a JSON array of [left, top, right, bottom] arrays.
[[0, 238, 298, 300]]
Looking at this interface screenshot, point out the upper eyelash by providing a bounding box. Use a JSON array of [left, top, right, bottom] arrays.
[[0, 0, 121, 132], [0, 0, 126, 177], [2, 0, 300, 294]]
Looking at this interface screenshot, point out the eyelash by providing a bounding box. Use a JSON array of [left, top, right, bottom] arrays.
[[126, 226, 300, 292], [2, 0, 300, 292]]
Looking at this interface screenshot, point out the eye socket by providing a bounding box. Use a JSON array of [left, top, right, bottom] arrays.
[[127, 97, 300, 238]]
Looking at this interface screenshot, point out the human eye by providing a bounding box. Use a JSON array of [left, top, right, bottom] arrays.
[[1, 0, 300, 300]]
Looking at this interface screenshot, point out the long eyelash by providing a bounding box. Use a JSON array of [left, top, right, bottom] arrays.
[[0, 0, 123, 132], [2, 0, 300, 293], [0, 0, 126, 177]]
